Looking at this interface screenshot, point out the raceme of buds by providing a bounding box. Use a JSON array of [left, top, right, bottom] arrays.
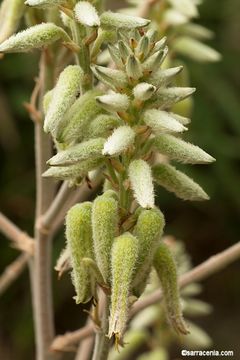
[[0, 0, 25, 43], [102, 126, 135, 156], [153, 242, 189, 335], [86, 114, 122, 139], [44, 65, 83, 139], [96, 93, 130, 113], [100, 11, 150, 29], [74, 1, 100, 27], [109, 232, 139, 340], [153, 134, 215, 164], [152, 164, 209, 201], [0, 23, 70, 53], [128, 160, 154, 209], [65, 202, 95, 304], [24, 0, 64, 8], [132, 209, 165, 296], [143, 109, 187, 133], [92, 193, 119, 283]]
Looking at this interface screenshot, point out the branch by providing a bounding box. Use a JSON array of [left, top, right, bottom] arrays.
[[50, 241, 240, 352]]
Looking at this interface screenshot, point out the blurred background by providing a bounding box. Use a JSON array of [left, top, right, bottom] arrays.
[[0, 0, 240, 358]]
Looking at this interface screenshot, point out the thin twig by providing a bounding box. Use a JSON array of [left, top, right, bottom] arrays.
[[50, 241, 240, 352]]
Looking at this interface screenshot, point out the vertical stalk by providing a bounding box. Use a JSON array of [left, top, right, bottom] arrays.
[[92, 295, 110, 360]]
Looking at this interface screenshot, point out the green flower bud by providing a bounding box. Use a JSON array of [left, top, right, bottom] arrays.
[[108, 43, 124, 68], [173, 37, 221, 62], [136, 35, 150, 59], [43, 89, 53, 115], [168, 0, 198, 18], [118, 40, 132, 62], [86, 114, 122, 139], [0, 0, 25, 43], [60, 89, 103, 144], [128, 159, 154, 209], [146, 28, 158, 43], [164, 9, 188, 26], [47, 138, 105, 166], [148, 66, 183, 87], [153, 134, 215, 164], [152, 37, 167, 53], [150, 87, 196, 108], [92, 194, 119, 282], [142, 47, 168, 73], [100, 11, 150, 29], [153, 242, 189, 334], [66, 202, 94, 304], [143, 109, 187, 133], [132, 208, 165, 295], [103, 126, 135, 156], [0, 22, 70, 53], [25, 0, 64, 8], [44, 65, 83, 138], [74, 1, 100, 27], [109, 232, 139, 339], [182, 299, 213, 317], [152, 163, 209, 201], [96, 93, 130, 113], [126, 54, 143, 80], [170, 112, 190, 126], [91, 65, 128, 90], [184, 321, 212, 349], [179, 23, 214, 40], [42, 157, 103, 180], [138, 348, 168, 360], [133, 83, 156, 101]]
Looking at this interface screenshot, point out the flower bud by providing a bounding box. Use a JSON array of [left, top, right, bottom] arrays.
[[47, 138, 105, 166], [132, 208, 165, 295], [128, 159, 154, 209], [152, 163, 209, 201], [180, 23, 214, 40], [0, 0, 25, 43], [108, 43, 124, 68], [133, 83, 156, 101], [109, 232, 139, 339], [96, 93, 130, 113], [153, 243, 189, 334], [136, 35, 150, 59], [44, 65, 83, 138], [86, 114, 122, 139], [184, 321, 212, 349], [91, 65, 128, 90], [168, 0, 198, 18], [164, 9, 188, 26], [92, 194, 119, 282], [146, 28, 158, 43], [74, 1, 100, 27], [173, 37, 221, 62], [118, 40, 132, 62], [152, 36, 167, 53], [43, 89, 53, 115], [142, 47, 168, 73], [153, 134, 215, 164], [100, 11, 150, 29], [103, 125, 135, 156], [126, 54, 143, 80], [65, 202, 94, 304], [170, 112, 190, 126], [143, 109, 187, 133], [151, 87, 196, 108], [25, 0, 64, 8], [60, 89, 103, 144], [148, 66, 183, 87], [0, 23, 70, 53]]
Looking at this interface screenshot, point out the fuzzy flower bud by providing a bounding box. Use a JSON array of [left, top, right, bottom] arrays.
[[142, 47, 168, 73], [100, 11, 150, 29], [118, 40, 132, 62], [168, 0, 198, 18], [0, 23, 70, 53], [44, 65, 83, 138], [86, 114, 122, 139], [153, 242, 189, 334], [132, 208, 165, 295], [96, 93, 130, 113], [148, 66, 183, 87], [109, 232, 139, 339], [126, 55, 143, 80], [164, 9, 188, 26], [25, 0, 64, 8], [91, 65, 128, 90], [43, 89, 53, 115], [65, 202, 94, 304], [133, 83, 156, 101], [136, 35, 150, 59], [108, 43, 123, 68], [152, 163, 209, 201], [103, 126, 135, 156], [143, 109, 187, 133], [0, 0, 25, 43], [151, 87, 196, 108], [128, 159, 155, 209], [153, 134, 215, 164], [74, 1, 100, 27], [92, 193, 119, 283]]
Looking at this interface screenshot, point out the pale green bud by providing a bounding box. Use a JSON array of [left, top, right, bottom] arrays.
[[118, 40, 132, 62], [87, 114, 122, 139], [60, 11, 71, 28], [130, 305, 159, 330], [146, 28, 158, 43], [0, 0, 25, 43], [42, 158, 103, 180], [44, 65, 83, 138], [43, 89, 53, 115], [96, 93, 130, 113], [91, 65, 128, 90], [132, 208, 165, 295], [170, 112, 190, 126], [148, 66, 183, 87], [66, 202, 94, 304], [136, 35, 149, 59], [182, 299, 212, 317], [103, 126, 135, 156], [152, 163, 209, 201], [152, 37, 167, 53], [74, 1, 100, 27], [153, 243, 189, 335], [133, 83, 156, 101], [126, 54, 143, 80], [173, 37, 221, 62], [128, 159, 154, 209], [109, 232, 139, 339], [164, 9, 188, 26], [47, 138, 105, 166], [0, 23, 70, 53], [153, 134, 215, 164], [143, 109, 187, 133], [138, 348, 168, 360], [179, 23, 214, 40], [108, 44, 124, 68], [168, 0, 198, 18], [92, 194, 119, 283], [150, 87, 196, 108], [100, 11, 150, 29], [184, 321, 212, 349], [142, 48, 168, 73], [60, 89, 103, 144], [25, 0, 64, 8]]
